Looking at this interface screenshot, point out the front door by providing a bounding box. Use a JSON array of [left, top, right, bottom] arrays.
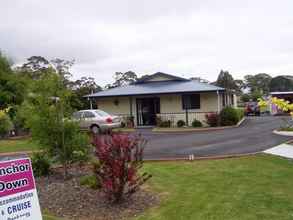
[[136, 97, 160, 126]]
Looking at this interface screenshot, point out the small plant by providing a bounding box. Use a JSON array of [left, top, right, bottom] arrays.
[[126, 116, 134, 128], [191, 119, 203, 128], [120, 121, 126, 128], [220, 107, 239, 126], [32, 152, 51, 177], [177, 120, 186, 127], [80, 175, 101, 189], [73, 147, 91, 167], [205, 113, 220, 127], [159, 120, 171, 127], [92, 134, 152, 203], [156, 116, 171, 127]]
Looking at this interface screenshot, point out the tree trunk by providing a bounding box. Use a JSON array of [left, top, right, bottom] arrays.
[[63, 162, 68, 180]]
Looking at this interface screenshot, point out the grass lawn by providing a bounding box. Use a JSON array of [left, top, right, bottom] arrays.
[[2, 144, 293, 220], [0, 138, 40, 153], [137, 154, 293, 220]]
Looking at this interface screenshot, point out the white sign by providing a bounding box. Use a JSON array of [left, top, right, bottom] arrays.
[[0, 158, 42, 220]]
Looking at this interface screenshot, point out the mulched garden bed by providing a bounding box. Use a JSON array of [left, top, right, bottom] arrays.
[[36, 166, 159, 220]]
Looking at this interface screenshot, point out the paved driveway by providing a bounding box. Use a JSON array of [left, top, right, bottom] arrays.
[[139, 116, 293, 160]]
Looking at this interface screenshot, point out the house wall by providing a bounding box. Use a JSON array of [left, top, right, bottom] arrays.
[[96, 97, 133, 117], [158, 93, 218, 125], [96, 92, 220, 127]]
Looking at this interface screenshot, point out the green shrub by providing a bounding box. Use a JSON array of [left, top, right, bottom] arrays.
[[80, 175, 101, 189], [220, 107, 239, 126], [157, 116, 171, 127], [235, 108, 244, 121], [32, 152, 51, 177], [91, 159, 101, 176], [0, 111, 13, 138], [73, 146, 91, 166], [177, 120, 186, 127], [192, 119, 203, 128], [159, 120, 171, 127]]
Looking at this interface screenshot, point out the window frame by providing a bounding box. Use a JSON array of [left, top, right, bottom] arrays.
[[182, 94, 201, 110], [83, 111, 96, 118]]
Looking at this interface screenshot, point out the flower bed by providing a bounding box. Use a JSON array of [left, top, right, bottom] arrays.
[[37, 165, 158, 220]]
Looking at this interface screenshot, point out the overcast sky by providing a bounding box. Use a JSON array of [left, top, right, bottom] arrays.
[[1, 0, 293, 86]]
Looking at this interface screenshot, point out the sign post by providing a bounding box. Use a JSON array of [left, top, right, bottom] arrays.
[[0, 158, 42, 220]]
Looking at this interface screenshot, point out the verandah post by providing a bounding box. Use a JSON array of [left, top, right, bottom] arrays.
[[185, 108, 189, 126], [129, 97, 133, 117]]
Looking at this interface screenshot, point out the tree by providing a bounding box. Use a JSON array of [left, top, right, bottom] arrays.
[[244, 73, 272, 95], [0, 108, 13, 138], [234, 79, 245, 94], [20, 56, 51, 80], [270, 76, 293, 92], [20, 56, 74, 85], [215, 70, 238, 91], [20, 71, 89, 178], [106, 71, 138, 89], [50, 58, 74, 86], [0, 52, 26, 108], [70, 77, 102, 110]]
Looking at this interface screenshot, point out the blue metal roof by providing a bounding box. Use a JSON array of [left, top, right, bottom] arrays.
[[86, 80, 225, 98]]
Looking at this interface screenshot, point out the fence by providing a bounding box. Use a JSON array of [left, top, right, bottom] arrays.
[[116, 112, 216, 127], [157, 111, 215, 127]]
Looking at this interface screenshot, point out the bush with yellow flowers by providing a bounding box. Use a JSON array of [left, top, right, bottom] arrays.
[[0, 107, 13, 138], [259, 97, 293, 118]]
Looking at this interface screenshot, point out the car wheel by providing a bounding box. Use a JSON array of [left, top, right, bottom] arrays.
[[91, 125, 100, 134]]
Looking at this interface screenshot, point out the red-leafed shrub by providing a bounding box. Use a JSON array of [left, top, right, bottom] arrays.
[[205, 112, 220, 127], [92, 133, 152, 203]]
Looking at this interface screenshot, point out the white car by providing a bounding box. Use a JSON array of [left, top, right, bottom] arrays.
[[72, 109, 122, 134]]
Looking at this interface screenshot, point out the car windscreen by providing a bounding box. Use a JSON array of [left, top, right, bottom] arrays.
[[95, 110, 110, 117]]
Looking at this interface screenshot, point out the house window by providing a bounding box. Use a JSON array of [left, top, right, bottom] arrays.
[[222, 94, 226, 107], [182, 94, 200, 109], [231, 94, 234, 106]]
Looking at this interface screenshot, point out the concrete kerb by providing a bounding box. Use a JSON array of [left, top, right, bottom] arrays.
[[273, 130, 293, 137]]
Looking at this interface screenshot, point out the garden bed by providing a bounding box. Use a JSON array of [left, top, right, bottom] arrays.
[[152, 117, 246, 133], [37, 165, 158, 220], [112, 128, 136, 133]]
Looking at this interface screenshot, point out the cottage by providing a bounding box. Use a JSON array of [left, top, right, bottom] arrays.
[[86, 72, 237, 127]]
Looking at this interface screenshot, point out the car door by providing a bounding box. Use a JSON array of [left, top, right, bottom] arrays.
[[78, 111, 88, 129], [72, 111, 84, 127], [82, 111, 96, 128]]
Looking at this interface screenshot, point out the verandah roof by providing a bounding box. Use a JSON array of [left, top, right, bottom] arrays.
[[86, 80, 225, 98]]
